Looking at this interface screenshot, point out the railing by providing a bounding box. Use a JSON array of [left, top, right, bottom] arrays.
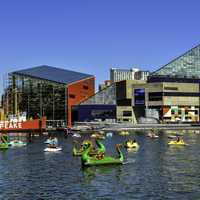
[[46, 120, 66, 129]]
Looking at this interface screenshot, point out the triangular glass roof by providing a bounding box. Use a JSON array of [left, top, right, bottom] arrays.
[[80, 83, 116, 105], [151, 44, 200, 79]]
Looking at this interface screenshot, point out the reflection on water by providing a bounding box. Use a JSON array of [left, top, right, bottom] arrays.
[[1, 130, 200, 199]]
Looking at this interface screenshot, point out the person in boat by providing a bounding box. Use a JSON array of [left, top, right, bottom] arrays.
[[176, 136, 180, 142], [124, 138, 138, 149], [133, 139, 137, 143], [96, 152, 105, 160], [51, 136, 58, 147], [151, 129, 155, 135], [127, 139, 136, 144], [47, 136, 58, 148]]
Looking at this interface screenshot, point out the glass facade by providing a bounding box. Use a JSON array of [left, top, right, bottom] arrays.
[[72, 105, 116, 122], [151, 44, 200, 79], [8, 74, 66, 121], [81, 83, 116, 105]]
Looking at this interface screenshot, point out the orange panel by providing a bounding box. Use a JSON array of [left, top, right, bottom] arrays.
[[67, 77, 95, 127], [163, 107, 170, 115]]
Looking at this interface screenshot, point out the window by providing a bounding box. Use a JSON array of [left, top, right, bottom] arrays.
[[117, 99, 132, 106], [164, 87, 178, 91], [171, 110, 175, 115], [164, 117, 171, 120], [69, 94, 75, 99], [148, 92, 163, 101], [83, 85, 89, 90], [91, 110, 115, 118], [123, 111, 132, 117]]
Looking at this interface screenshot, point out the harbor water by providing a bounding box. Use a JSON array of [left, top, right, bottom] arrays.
[[1, 130, 200, 200]]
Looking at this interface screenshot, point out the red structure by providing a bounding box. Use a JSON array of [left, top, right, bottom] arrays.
[[0, 116, 46, 131], [67, 77, 95, 127]]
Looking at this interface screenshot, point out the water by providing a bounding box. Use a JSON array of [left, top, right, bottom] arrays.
[[1, 131, 200, 200]]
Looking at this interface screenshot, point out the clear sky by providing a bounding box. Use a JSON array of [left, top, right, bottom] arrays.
[[0, 0, 200, 93]]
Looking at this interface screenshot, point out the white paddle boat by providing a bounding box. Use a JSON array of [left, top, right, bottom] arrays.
[[44, 147, 62, 152]]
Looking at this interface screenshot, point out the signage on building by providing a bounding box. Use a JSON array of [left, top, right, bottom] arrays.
[[0, 121, 22, 129], [134, 89, 145, 105], [0, 117, 46, 131]]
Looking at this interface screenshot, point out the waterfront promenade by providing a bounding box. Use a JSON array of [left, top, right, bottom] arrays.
[[75, 121, 200, 131], [103, 123, 200, 131]]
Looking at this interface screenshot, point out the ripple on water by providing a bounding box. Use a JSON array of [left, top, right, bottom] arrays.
[[1, 132, 200, 199]]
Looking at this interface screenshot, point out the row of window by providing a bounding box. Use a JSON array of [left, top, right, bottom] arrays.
[[148, 92, 200, 101], [171, 110, 198, 115], [69, 85, 89, 99], [164, 87, 178, 91]]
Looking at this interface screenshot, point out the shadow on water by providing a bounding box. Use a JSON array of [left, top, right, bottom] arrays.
[[82, 165, 123, 181]]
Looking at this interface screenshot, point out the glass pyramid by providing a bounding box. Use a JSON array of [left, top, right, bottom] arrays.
[[80, 83, 116, 105], [151, 44, 200, 78]]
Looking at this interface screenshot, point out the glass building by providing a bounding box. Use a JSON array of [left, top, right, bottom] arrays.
[[150, 44, 200, 79], [72, 83, 117, 122], [145, 44, 200, 123], [3, 65, 94, 126], [10, 75, 66, 120]]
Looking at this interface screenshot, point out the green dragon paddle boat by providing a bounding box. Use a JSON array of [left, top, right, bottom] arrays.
[[73, 139, 105, 156], [0, 135, 9, 150], [81, 143, 124, 166], [0, 143, 9, 150]]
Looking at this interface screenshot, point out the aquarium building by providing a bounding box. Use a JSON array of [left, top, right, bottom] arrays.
[[73, 44, 200, 124], [3, 65, 95, 127]]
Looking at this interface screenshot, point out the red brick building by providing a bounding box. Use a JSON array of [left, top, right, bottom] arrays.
[[67, 77, 95, 126]]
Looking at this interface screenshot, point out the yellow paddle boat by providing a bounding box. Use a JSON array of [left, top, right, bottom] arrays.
[[168, 139, 186, 146], [124, 139, 139, 149], [91, 133, 105, 139], [119, 131, 129, 136]]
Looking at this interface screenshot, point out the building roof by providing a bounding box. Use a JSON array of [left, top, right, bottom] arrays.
[[12, 65, 94, 85], [150, 44, 200, 79]]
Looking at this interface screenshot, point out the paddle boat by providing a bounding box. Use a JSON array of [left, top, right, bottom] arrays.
[[106, 132, 113, 138], [124, 139, 139, 149], [72, 133, 81, 138], [44, 147, 62, 152], [8, 140, 27, 147], [44, 137, 61, 152], [73, 139, 105, 156], [147, 133, 159, 139], [44, 136, 59, 145], [167, 135, 177, 139], [81, 143, 124, 166], [0, 135, 9, 150], [0, 143, 9, 150], [119, 131, 129, 136], [168, 139, 186, 146], [44, 139, 52, 144], [91, 133, 105, 139]]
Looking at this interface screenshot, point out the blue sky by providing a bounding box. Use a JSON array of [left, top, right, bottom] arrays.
[[0, 0, 200, 93]]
